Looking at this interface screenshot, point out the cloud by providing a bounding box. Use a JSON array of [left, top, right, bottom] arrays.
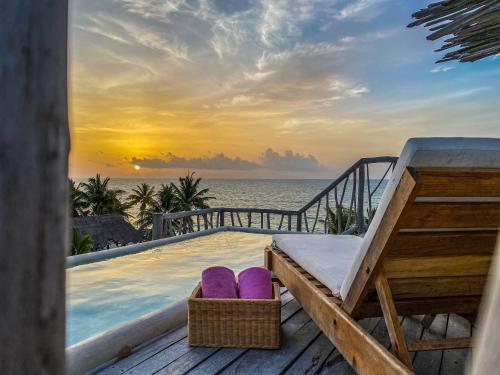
[[335, 0, 388, 21], [132, 153, 260, 170], [131, 149, 324, 171], [119, 0, 191, 20], [85, 13, 190, 62], [430, 65, 454, 73], [260, 148, 324, 171]]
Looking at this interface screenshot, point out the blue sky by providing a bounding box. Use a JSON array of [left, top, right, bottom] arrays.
[[69, 0, 500, 178]]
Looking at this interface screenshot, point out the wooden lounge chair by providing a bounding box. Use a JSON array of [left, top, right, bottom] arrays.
[[265, 138, 500, 375]]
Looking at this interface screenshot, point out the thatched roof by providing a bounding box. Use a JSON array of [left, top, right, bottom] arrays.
[[73, 214, 142, 250], [408, 0, 500, 62]]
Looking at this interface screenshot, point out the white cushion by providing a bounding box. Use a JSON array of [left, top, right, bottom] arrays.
[[273, 234, 363, 297], [339, 137, 500, 299]]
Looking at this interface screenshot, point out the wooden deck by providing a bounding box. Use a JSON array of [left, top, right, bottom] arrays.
[[97, 290, 473, 375]]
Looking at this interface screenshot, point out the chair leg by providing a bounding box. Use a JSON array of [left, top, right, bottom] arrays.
[[374, 269, 413, 370]]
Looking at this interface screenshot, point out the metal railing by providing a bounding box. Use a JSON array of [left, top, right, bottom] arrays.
[[152, 156, 397, 240]]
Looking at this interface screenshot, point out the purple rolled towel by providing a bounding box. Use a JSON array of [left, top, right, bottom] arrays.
[[201, 266, 238, 299], [238, 267, 273, 299]]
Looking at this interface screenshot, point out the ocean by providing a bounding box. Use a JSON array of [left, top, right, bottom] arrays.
[[74, 178, 387, 220]]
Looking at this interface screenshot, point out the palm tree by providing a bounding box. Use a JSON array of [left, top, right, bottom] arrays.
[[172, 172, 214, 211], [127, 183, 156, 230], [143, 183, 182, 236], [154, 183, 180, 212], [107, 189, 132, 217], [69, 179, 88, 217], [80, 174, 130, 216], [71, 228, 94, 255]]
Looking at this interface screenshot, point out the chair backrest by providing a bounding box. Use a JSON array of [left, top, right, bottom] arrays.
[[340, 138, 500, 317]]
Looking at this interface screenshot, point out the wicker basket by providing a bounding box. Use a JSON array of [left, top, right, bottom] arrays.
[[188, 282, 281, 349]]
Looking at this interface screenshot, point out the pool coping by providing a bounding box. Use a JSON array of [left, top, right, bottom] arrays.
[[67, 226, 308, 268], [66, 298, 188, 375]]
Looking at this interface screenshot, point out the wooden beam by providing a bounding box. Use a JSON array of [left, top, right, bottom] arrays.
[[414, 168, 500, 197], [0, 1, 69, 374], [356, 295, 482, 318], [384, 255, 491, 279], [407, 337, 472, 352], [399, 202, 500, 229], [374, 270, 413, 370], [389, 230, 498, 257]]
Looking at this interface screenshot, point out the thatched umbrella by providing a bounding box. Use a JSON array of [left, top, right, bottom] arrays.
[[408, 0, 500, 62]]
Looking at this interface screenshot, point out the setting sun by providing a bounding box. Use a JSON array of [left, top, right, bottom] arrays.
[[134, 165, 140, 171]]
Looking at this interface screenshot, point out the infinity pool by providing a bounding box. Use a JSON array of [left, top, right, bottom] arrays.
[[67, 232, 271, 346]]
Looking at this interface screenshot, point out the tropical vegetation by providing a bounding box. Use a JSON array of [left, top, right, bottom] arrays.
[[127, 183, 156, 230], [70, 172, 214, 236], [324, 205, 356, 234], [69, 174, 131, 217], [323, 206, 377, 234], [71, 228, 94, 255], [172, 172, 214, 211]]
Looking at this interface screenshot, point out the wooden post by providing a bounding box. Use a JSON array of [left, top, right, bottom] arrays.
[[357, 163, 366, 233], [296, 213, 302, 232], [167, 219, 175, 236], [0, 1, 69, 374], [182, 217, 187, 234], [152, 213, 163, 240], [219, 210, 225, 227], [203, 213, 209, 230]]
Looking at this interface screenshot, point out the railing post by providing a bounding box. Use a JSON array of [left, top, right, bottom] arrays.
[[219, 209, 225, 227], [357, 163, 365, 233], [182, 217, 187, 234], [203, 213, 209, 230], [152, 213, 163, 240], [296, 213, 302, 232], [166, 218, 173, 237]]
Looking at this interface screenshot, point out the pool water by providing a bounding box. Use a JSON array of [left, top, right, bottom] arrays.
[[67, 232, 271, 346]]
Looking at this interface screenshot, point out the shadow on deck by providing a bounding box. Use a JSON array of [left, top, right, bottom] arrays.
[[97, 289, 472, 375]]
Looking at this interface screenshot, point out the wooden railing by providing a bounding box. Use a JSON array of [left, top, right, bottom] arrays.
[[152, 156, 397, 240]]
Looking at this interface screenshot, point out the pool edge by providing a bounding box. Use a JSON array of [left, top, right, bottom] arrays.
[[66, 227, 306, 268], [66, 298, 188, 375]]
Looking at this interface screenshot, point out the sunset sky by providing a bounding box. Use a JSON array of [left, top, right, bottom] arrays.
[[69, 0, 500, 179]]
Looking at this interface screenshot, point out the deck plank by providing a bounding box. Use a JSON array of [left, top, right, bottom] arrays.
[[401, 315, 424, 362], [97, 293, 473, 375], [412, 314, 448, 375], [440, 314, 471, 375], [97, 326, 187, 375], [283, 333, 335, 374], [317, 318, 380, 375], [121, 338, 193, 375], [153, 346, 219, 375], [218, 310, 320, 374]]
